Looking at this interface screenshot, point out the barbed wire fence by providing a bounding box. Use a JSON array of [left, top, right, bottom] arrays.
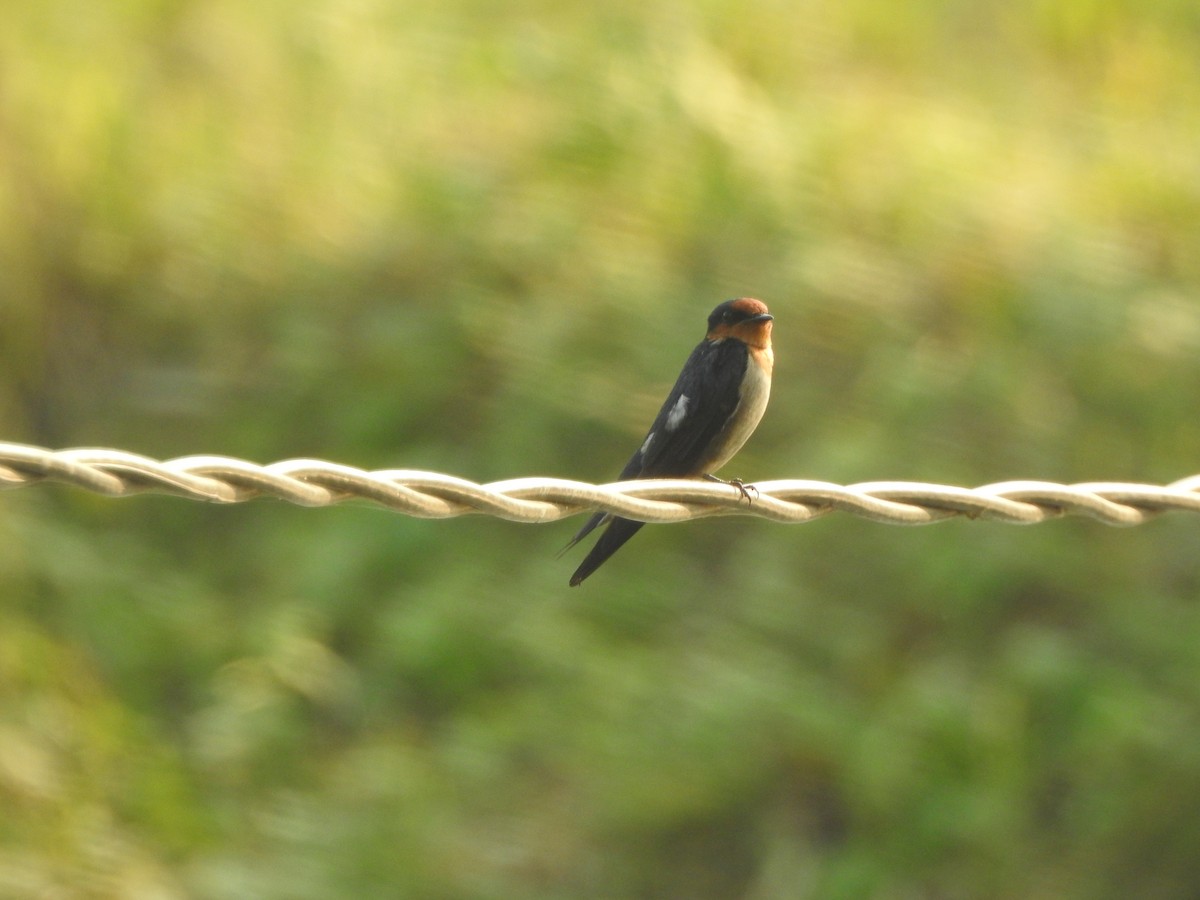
[[3, 442, 1200, 528]]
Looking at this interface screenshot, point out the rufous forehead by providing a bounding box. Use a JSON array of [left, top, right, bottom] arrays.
[[730, 297, 769, 317]]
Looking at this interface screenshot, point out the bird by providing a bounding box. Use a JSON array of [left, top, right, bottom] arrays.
[[563, 297, 774, 586]]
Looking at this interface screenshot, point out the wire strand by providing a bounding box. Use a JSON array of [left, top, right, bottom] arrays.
[[2, 441, 1199, 527]]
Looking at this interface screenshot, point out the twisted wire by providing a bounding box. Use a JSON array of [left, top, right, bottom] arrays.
[[2, 441, 1199, 527]]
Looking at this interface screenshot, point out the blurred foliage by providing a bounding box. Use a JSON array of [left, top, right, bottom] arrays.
[[2, 0, 1200, 896]]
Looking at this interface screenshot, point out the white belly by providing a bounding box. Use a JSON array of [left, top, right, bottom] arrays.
[[703, 349, 772, 473]]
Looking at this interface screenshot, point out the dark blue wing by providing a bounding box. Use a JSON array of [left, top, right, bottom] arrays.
[[563, 338, 749, 584], [626, 338, 749, 477]]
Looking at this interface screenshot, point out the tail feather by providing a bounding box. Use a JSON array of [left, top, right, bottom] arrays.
[[558, 511, 609, 559], [568, 517, 645, 586]]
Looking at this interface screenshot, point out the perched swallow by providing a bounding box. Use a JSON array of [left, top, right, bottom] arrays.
[[563, 297, 774, 586]]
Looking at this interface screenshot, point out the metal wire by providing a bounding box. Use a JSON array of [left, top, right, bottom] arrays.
[[2, 441, 1199, 527]]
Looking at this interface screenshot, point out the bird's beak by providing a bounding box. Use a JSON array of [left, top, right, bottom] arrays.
[[746, 313, 773, 323]]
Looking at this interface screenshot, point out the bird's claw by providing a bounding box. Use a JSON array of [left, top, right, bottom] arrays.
[[729, 477, 759, 503], [705, 473, 758, 503]]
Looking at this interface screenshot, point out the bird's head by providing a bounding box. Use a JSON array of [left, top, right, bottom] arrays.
[[706, 298, 773, 349]]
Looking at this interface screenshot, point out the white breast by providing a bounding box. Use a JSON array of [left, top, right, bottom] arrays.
[[703, 348, 772, 473]]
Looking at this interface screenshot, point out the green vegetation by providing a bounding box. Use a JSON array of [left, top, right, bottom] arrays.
[[2, 0, 1199, 896]]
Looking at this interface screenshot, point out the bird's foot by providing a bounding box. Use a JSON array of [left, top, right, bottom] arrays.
[[704, 473, 759, 503]]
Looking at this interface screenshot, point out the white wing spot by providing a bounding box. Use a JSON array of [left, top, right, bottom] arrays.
[[666, 394, 689, 431], [640, 432, 655, 455]]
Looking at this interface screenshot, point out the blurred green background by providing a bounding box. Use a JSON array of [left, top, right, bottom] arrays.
[[2, 0, 1200, 897]]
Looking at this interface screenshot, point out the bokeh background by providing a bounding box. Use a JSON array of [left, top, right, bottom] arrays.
[[3, 1, 1200, 897]]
